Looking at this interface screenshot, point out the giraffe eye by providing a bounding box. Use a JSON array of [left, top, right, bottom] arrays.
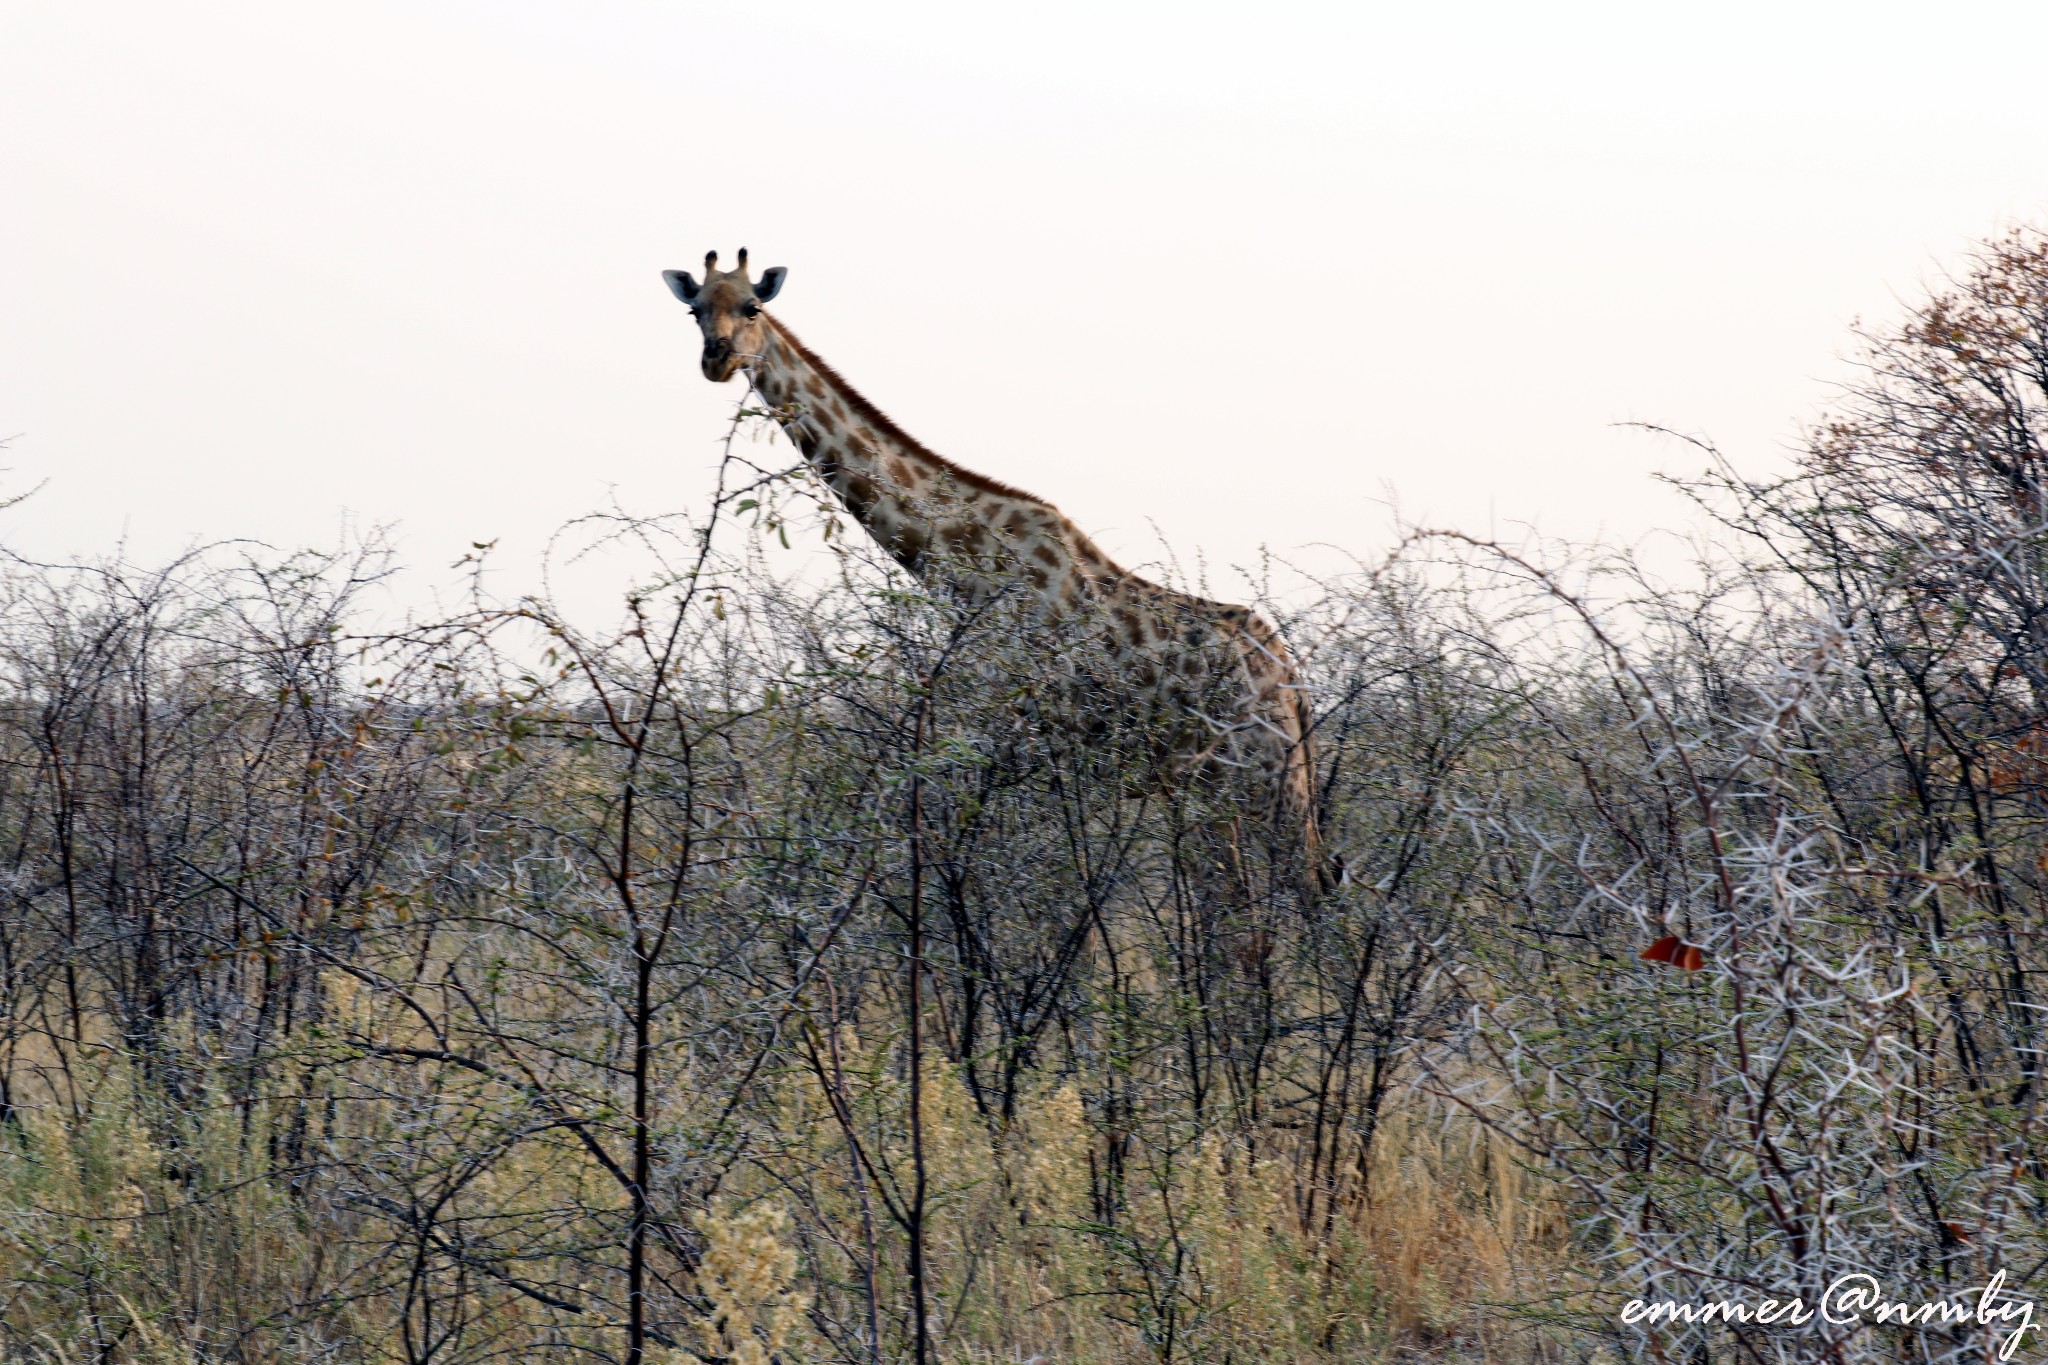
[[742, 303, 761, 319]]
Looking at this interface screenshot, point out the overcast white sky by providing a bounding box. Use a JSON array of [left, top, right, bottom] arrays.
[[6, 1, 2048, 616]]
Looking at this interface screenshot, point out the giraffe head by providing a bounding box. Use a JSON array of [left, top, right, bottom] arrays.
[[661, 248, 787, 383]]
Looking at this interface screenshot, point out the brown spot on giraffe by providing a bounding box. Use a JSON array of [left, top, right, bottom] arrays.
[[939, 521, 987, 554], [841, 473, 878, 517], [892, 523, 929, 564]]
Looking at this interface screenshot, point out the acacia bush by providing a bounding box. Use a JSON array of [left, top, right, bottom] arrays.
[[4, 229, 2048, 1365]]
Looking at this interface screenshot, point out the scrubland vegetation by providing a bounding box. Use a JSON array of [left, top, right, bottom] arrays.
[[8, 231, 2048, 1364]]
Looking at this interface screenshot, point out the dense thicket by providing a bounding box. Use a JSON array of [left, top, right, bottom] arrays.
[[6, 231, 2048, 1365]]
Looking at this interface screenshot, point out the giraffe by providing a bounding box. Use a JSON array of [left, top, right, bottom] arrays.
[[662, 249, 1328, 892]]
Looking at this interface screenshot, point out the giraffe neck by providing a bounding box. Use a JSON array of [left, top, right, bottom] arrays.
[[751, 319, 936, 544], [747, 317, 1111, 598]]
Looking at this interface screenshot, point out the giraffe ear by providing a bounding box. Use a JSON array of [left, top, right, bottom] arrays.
[[662, 270, 701, 303], [754, 266, 787, 302]]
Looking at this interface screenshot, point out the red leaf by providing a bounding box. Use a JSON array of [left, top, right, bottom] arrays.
[[1640, 936, 1708, 971], [1640, 935, 1681, 965]]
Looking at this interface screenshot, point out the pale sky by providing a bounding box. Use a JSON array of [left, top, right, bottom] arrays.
[[6, 1, 2048, 617]]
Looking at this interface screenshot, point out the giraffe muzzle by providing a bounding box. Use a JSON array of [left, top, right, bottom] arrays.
[[701, 337, 737, 380]]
